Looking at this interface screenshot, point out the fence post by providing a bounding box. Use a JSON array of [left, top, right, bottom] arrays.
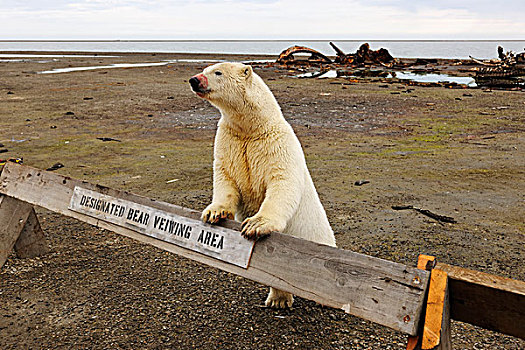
[[0, 195, 33, 267], [407, 255, 452, 350], [14, 208, 49, 258], [422, 269, 452, 349]]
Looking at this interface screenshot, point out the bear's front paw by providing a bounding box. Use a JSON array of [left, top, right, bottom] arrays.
[[201, 203, 235, 224], [265, 288, 294, 309], [241, 215, 284, 240]]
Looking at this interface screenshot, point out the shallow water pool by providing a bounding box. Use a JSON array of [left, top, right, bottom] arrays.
[[392, 71, 477, 87], [39, 59, 225, 74]]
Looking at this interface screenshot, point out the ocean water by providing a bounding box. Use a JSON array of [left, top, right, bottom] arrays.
[[1, 40, 525, 59]]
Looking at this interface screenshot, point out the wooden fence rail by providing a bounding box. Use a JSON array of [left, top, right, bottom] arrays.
[[436, 263, 525, 339], [0, 162, 429, 336], [1, 162, 524, 348]]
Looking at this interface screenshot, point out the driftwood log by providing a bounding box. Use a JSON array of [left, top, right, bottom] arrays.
[[276, 45, 332, 64], [276, 42, 395, 67], [471, 46, 525, 87], [330, 42, 394, 66]]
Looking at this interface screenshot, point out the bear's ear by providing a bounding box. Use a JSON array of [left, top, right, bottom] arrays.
[[242, 65, 253, 79]]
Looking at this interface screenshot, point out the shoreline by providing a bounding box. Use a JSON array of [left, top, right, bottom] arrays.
[[0, 50, 275, 57], [2, 39, 525, 42], [0, 50, 471, 64], [3, 39, 525, 60]]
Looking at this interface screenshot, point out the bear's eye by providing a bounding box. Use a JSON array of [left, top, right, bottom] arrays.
[[215, 71, 222, 76]]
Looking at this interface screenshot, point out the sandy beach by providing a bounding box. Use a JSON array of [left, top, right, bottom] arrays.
[[1, 52, 524, 349]]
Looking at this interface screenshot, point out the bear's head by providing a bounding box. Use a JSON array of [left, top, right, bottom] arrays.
[[189, 62, 253, 110]]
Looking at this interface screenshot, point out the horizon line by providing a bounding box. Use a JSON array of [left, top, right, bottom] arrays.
[[1, 39, 524, 43]]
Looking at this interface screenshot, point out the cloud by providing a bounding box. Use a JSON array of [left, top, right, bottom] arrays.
[[0, 0, 523, 39]]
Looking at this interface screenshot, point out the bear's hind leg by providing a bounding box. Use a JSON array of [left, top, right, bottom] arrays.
[[265, 287, 293, 308]]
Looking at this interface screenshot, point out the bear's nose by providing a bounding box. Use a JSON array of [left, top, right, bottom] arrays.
[[189, 77, 201, 91]]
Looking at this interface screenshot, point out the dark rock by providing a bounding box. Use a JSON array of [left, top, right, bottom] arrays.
[[96, 137, 121, 142], [354, 180, 370, 186], [46, 162, 64, 171]]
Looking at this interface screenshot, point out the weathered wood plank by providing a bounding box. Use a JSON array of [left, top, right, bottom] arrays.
[[436, 263, 525, 339], [14, 208, 49, 259], [0, 194, 33, 267], [421, 269, 451, 350], [0, 162, 430, 335]]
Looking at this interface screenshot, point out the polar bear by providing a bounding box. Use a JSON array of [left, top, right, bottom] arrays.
[[189, 62, 336, 308]]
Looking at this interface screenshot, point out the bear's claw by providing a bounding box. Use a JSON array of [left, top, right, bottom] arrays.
[[241, 215, 274, 240], [201, 204, 234, 224]]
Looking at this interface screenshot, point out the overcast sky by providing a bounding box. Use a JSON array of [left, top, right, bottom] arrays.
[[1, 0, 524, 40]]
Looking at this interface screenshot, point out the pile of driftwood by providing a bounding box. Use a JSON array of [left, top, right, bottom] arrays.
[[271, 42, 524, 89], [471, 46, 525, 87], [276, 42, 395, 67]]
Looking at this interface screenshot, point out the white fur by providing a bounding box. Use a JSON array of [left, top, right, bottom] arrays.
[[194, 62, 336, 307]]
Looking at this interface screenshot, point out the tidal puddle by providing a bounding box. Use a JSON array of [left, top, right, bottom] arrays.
[[243, 59, 276, 64], [39, 59, 224, 74], [295, 68, 477, 87], [0, 59, 32, 62], [0, 54, 119, 58], [391, 71, 477, 87], [296, 70, 338, 79], [318, 70, 338, 79], [174, 59, 224, 63]]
